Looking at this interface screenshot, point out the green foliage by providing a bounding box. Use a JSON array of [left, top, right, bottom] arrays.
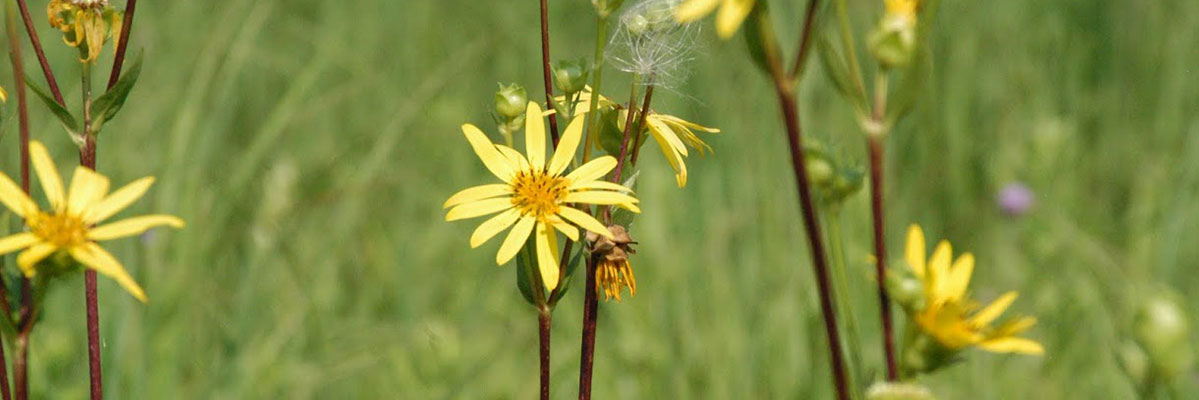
[[91, 51, 145, 132]]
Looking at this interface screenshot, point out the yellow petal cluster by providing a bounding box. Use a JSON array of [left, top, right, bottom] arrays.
[[445, 102, 641, 290], [48, 0, 122, 64], [0, 141, 184, 302], [675, 0, 755, 39], [903, 224, 1044, 355]]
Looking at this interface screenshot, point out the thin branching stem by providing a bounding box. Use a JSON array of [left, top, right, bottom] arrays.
[[867, 70, 896, 381], [538, 0, 561, 145], [0, 2, 29, 398], [14, 0, 63, 105]]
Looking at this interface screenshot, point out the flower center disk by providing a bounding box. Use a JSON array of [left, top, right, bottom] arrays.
[[31, 212, 88, 248], [510, 170, 568, 219]]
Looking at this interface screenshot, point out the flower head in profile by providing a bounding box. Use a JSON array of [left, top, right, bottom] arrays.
[[589, 225, 637, 301], [445, 102, 641, 290], [48, 0, 123, 64], [561, 88, 720, 187], [0, 141, 184, 302], [675, 0, 754, 39], [903, 224, 1043, 355]]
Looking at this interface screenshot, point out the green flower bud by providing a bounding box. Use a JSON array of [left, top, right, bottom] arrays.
[[901, 331, 957, 376], [806, 158, 834, 188], [886, 267, 925, 312], [592, 0, 625, 18], [494, 83, 528, 119], [867, 14, 917, 69], [1134, 294, 1194, 378], [866, 381, 936, 400], [552, 59, 590, 95]]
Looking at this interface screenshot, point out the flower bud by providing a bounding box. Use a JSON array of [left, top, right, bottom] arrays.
[[1134, 294, 1194, 378], [806, 158, 834, 188], [552, 59, 590, 95], [865, 381, 936, 400], [866, 14, 917, 69], [886, 267, 925, 312], [494, 83, 528, 119]]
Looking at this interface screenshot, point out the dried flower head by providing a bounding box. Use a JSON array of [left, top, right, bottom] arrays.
[[48, 0, 122, 64], [588, 225, 637, 301]]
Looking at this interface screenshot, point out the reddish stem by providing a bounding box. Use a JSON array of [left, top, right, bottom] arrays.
[[538, 0, 561, 145], [868, 137, 897, 380], [538, 308, 551, 400], [14, 0, 64, 105]]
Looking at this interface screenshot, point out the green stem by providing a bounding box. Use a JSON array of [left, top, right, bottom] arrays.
[[581, 15, 608, 163], [834, 0, 866, 99], [825, 210, 864, 399]]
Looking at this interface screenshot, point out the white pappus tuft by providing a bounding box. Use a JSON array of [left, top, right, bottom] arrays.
[[608, 0, 701, 89]]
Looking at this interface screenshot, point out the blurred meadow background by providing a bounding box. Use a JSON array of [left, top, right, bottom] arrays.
[[2, 0, 1197, 398]]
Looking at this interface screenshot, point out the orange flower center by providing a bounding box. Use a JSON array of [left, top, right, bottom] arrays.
[[29, 212, 88, 248], [510, 170, 568, 219]]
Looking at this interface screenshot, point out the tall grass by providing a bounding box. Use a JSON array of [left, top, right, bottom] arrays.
[[0, 0, 1194, 397]]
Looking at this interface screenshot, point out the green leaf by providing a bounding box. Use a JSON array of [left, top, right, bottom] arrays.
[[515, 239, 538, 306], [818, 36, 869, 114], [548, 244, 585, 306], [885, 38, 930, 125], [742, 3, 779, 77], [92, 50, 144, 128], [23, 74, 78, 134]]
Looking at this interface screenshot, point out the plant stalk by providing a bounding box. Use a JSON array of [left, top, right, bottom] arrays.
[[582, 14, 609, 163], [538, 307, 551, 400], [538, 0, 561, 145], [1, 2, 27, 398], [627, 81, 655, 167], [825, 210, 864, 400], [14, 0, 63, 105], [576, 255, 598, 400], [80, 59, 104, 400], [867, 69, 896, 380]]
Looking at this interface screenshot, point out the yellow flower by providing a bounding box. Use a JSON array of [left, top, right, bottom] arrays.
[[903, 224, 1043, 355], [885, 0, 919, 22], [675, 0, 755, 39], [48, 0, 122, 64], [561, 88, 720, 188], [445, 102, 641, 290], [0, 141, 184, 302]]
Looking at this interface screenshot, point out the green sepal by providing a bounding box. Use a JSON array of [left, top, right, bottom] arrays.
[[817, 36, 869, 114], [547, 243, 585, 307], [515, 238, 539, 306], [24, 74, 79, 136], [91, 50, 144, 131]]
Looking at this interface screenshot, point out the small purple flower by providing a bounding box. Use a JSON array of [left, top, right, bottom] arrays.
[[997, 183, 1035, 216]]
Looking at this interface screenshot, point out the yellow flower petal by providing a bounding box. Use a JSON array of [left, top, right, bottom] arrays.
[[904, 224, 926, 277], [944, 253, 974, 301], [29, 141, 66, 211], [70, 243, 147, 302], [557, 206, 612, 239], [547, 115, 585, 176], [495, 216, 535, 265], [564, 191, 641, 211], [445, 198, 513, 222], [496, 145, 531, 172], [978, 337, 1044, 355], [0, 233, 38, 256], [469, 208, 521, 248], [927, 240, 952, 299], [647, 116, 689, 157], [443, 184, 512, 209], [17, 243, 57, 277], [461, 124, 516, 182], [565, 156, 617, 184], [0, 172, 38, 218], [970, 291, 1018, 327], [67, 166, 110, 216], [569, 180, 634, 193], [648, 124, 688, 187], [551, 217, 579, 242], [525, 102, 547, 171], [715, 0, 754, 38], [88, 215, 185, 241], [84, 177, 154, 224], [675, 0, 720, 23], [535, 222, 560, 290]]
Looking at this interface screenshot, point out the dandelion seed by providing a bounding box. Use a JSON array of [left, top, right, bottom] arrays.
[[445, 102, 641, 290], [0, 141, 184, 302], [610, 0, 701, 89]]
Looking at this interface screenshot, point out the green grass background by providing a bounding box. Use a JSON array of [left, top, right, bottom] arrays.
[[1, 0, 1196, 398]]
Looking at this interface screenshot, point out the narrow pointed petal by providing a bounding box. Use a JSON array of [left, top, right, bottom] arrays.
[[17, 243, 57, 277], [535, 222, 560, 290], [547, 116, 585, 176], [928, 240, 952, 298], [551, 218, 579, 242], [70, 243, 148, 302], [569, 180, 634, 193], [970, 291, 1019, 327], [495, 217, 536, 265], [88, 215, 185, 241], [715, 0, 754, 38], [557, 206, 613, 239], [85, 177, 155, 224], [469, 208, 521, 248], [978, 337, 1044, 355], [497, 145, 531, 172], [445, 198, 513, 221], [67, 167, 110, 216], [675, 0, 720, 23], [462, 124, 516, 182], [905, 224, 926, 277], [565, 156, 617, 184], [564, 191, 641, 210], [444, 184, 512, 209], [0, 233, 38, 255], [945, 253, 974, 301], [0, 172, 37, 218], [649, 126, 688, 187], [525, 102, 547, 171], [29, 141, 66, 211], [647, 117, 689, 157]]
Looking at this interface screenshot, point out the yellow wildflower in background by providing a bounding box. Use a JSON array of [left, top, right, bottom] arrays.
[[48, 0, 122, 64], [0, 141, 184, 302], [675, 0, 755, 38], [904, 224, 1043, 355], [445, 102, 641, 290], [885, 0, 919, 22]]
